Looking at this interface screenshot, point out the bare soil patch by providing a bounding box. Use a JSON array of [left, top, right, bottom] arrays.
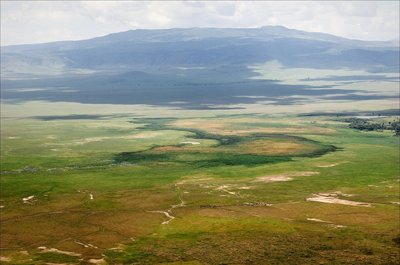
[[180, 141, 200, 145], [256, 171, 319, 183], [316, 163, 339, 168], [307, 192, 371, 207]]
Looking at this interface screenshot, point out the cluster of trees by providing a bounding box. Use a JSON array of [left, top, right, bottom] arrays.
[[344, 118, 400, 136]]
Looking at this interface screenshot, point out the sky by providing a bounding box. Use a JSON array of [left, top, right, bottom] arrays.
[[1, 1, 399, 46]]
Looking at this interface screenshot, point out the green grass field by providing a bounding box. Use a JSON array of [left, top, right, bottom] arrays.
[[0, 112, 399, 264]]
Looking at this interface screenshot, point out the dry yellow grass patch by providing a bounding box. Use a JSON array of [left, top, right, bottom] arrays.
[[129, 131, 164, 139], [236, 140, 317, 155], [235, 127, 335, 135], [316, 163, 340, 168], [170, 118, 335, 135], [170, 119, 230, 133], [154, 146, 187, 152], [152, 138, 320, 157]]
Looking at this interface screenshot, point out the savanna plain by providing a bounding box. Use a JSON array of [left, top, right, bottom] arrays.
[[1, 106, 399, 265]]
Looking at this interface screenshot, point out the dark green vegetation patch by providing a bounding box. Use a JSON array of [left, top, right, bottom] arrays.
[[115, 151, 292, 167], [116, 118, 336, 167]]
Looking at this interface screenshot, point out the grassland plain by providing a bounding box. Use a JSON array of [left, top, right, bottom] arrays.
[[0, 113, 399, 265]]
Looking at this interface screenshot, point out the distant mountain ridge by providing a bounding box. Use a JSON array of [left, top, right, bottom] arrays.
[[1, 26, 399, 78], [1, 26, 399, 109], [3, 26, 398, 50]]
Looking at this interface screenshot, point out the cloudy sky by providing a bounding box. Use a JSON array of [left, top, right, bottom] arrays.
[[1, 1, 399, 46]]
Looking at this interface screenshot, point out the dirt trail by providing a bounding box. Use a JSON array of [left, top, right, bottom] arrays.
[[215, 185, 238, 196], [148, 183, 186, 225], [22, 195, 35, 204], [74, 240, 99, 249], [307, 218, 330, 223], [148, 210, 176, 224], [307, 218, 347, 228], [38, 246, 81, 257]]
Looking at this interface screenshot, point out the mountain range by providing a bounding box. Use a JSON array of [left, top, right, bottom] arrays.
[[1, 26, 399, 109]]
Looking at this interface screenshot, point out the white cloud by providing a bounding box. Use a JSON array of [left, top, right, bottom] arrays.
[[1, 1, 399, 46]]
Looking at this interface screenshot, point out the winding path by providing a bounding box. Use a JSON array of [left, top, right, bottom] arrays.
[[148, 183, 186, 225]]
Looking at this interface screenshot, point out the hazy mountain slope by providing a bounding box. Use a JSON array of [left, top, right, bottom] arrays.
[[2, 26, 399, 77], [1, 26, 398, 109]]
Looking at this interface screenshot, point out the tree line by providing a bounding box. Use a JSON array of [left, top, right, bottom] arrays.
[[344, 118, 400, 136]]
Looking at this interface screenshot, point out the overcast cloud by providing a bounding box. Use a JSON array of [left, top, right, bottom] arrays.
[[1, 1, 399, 46]]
